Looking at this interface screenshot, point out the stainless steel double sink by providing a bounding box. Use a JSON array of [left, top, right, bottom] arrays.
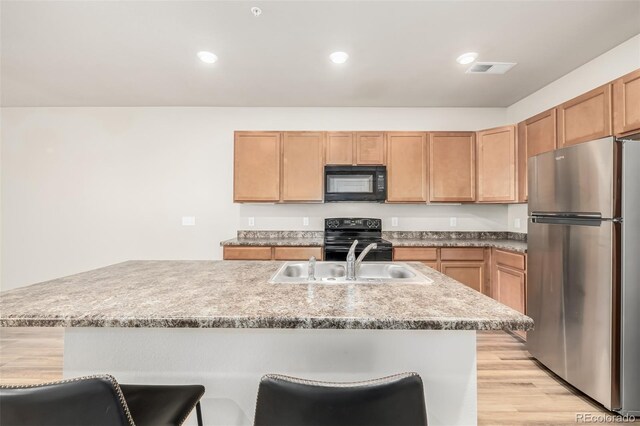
[[269, 261, 433, 285]]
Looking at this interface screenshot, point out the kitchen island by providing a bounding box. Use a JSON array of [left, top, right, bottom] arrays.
[[0, 260, 533, 425]]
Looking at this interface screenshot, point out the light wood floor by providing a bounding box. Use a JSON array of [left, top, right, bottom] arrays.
[[0, 328, 630, 425]]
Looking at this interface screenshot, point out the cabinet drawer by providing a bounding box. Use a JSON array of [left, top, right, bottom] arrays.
[[494, 249, 526, 271], [273, 247, 322, 260], [393, 247, 438, 261], [223, 246, 273, 260], [440, 248, 485, 261]]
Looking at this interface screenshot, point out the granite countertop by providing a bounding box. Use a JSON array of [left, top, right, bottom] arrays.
[[386, 238, 527, 253], [220, 231, 527, 253], [221, 238, 324, 247], [221, 231, 324, 247], [0, 260, 533, 331]]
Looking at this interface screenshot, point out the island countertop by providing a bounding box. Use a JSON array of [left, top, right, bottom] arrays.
[[0, 260, 533, 331]]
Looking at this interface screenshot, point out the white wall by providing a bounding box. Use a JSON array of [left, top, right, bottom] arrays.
[[1, 106, 507, 290], [507, 34, 640, 123], [506, 33, 640, 232]]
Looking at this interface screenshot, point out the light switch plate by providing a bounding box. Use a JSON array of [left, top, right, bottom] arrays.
[[514, 218, 521, 229], [182, 216, 196, 226], [248, 217, 255, 227], [450, 217, 457, 227], [391, 217, 398, 227], [303, 217, 309, 226]]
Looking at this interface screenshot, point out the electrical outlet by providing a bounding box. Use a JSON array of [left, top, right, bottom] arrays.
[[182, 216, 196, 226], [248, 217, 255, 227], [303, 217, 309, 226], [450, 217, 457, 227], [391, 217, 398, 227], [514, 218, 521, 229]]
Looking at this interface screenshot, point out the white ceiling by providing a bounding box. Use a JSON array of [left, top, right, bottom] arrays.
[[2, 0, 639, 107]]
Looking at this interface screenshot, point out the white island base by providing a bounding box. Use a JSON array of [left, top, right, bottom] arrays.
[[64, 328, 477, 426]]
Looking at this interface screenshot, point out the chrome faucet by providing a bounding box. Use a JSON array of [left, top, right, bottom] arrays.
[[346, 240, 359, 280], [308, 256, 316, 281], [346, 240, 377, 280]]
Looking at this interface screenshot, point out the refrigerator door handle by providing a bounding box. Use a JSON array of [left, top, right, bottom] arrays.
[[531, 211, 602, 219], [530, 216, 603, 226]]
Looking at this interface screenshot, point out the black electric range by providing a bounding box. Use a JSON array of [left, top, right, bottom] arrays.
[[323, 218, 392, 262]]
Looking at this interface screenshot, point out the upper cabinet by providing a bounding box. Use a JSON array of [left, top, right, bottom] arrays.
[[517, 108, 557, 203], [386, 132, 428, 203], [234, 132, 281, 202], [523, 108, 557, 157], [613, 69, 640, 136], [429, 132, 475, 202], [476, 125, 517, 203], [325, 132, 385, 165], [516, 123, 528, 202], [282, 132, 324, 202], [356, 132, 385, 165], [557, 84, 612, 148], [325, 132, 354, 165]]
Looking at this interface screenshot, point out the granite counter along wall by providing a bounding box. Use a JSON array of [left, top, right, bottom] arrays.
[[221, 231, 527, 253]]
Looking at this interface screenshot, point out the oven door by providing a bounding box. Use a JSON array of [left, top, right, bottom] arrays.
[[324, 166, 386, 202]]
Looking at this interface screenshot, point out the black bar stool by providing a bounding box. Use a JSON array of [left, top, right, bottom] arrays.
[[0, 374, 204, 426], [254, 372, 428, 426]]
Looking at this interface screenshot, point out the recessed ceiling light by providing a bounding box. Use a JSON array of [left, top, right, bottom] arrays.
[[251, 7, 262, 17], [197, 51, 218, 64], [456, 52, 478, 65], [330, 51, 349, 64]]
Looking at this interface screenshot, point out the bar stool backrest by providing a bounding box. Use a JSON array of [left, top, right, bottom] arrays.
[[0, 374, 135, 426], [254, 372, 428, 426]]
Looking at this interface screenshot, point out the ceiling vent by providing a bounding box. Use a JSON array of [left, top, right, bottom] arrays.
[[466, 62, 517, 75]]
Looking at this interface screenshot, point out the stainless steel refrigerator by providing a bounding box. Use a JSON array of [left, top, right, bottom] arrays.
[[528, 135, 640, 415]]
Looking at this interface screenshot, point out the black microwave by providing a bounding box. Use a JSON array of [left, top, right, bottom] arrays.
[[324, 166, 387, 202]]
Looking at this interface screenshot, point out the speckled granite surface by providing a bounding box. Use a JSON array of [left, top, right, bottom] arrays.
[[221, 231, 527, 252], [384, 232, 527, 253], [0, 260, 533, 331], [221, 231, 324, 247], [383, 231, 527, 242]]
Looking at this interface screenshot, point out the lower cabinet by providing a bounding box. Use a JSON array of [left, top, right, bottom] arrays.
[[223, 246, 322, 261], [393, 247, 490, 295], [223, 246, 273, 260], [491, 248, 527, 339], [440, 261, 486, 294], [393, 245, 527, 336]]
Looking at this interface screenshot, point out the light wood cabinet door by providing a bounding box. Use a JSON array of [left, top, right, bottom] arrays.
[[516, 122, 528, 202], [441, 261, 486, 294], [386, 132, 428, 203], [223, 246, 273, 260], [326, 132, 354, 165], [557, 84, 612, 147], [524, 108, 557, 158], [493, 265, 526, 314], [234, 132, 281, 202], [613, 68, 640, 136], [356, 132, 385, 165], [429, 132, 475, 202], [282, 132, 324, 202], [476, 126, 517, 203], [273, 247, 323, 260], [422, 261, 440, 271], [519, 108, 557, 202]]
